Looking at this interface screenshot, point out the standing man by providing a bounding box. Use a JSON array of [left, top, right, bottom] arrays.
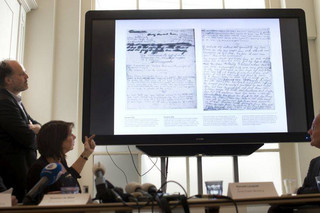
[[0, 60, 41, 202]]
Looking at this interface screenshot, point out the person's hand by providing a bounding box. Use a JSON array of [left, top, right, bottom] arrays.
[[28, 120, 41, 134], [11, 195, 18, 206], [82, 134, 96, 158]]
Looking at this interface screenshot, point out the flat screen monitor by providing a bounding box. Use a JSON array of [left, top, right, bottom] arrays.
[[83, 9, 314, 151]]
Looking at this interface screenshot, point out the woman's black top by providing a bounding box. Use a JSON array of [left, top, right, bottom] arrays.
[[26, 156, 81, 204]]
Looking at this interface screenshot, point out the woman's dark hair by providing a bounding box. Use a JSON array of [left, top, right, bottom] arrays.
[[37, 120, 74, 160]]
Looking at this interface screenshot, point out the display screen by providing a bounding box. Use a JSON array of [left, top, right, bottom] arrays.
[[83, 9, 314, 146]]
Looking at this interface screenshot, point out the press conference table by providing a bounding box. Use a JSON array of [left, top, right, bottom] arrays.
[[1, 194, 320, 213]]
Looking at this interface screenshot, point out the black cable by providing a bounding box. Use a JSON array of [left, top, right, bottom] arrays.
[[136, 158, 236, 213], [180, 195, 190, 213], [158, 195, 172, 213], [160, 180, 188, 196], [127, 146, 158, 176], [151, 198, 155, 213], [104, 150, 234, 213], [106, 146, 129, 184], [215, 195, 238, 213], [104, 146, 160, 213], [147, 155, 167, 180], [194, 194, 239, 213], [103, 192, 153, 210], [97, 147, 157, 212], [158, 180, 190, 213]]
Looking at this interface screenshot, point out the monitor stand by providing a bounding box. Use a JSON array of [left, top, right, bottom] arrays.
[[136, 143, 264, 157], [137, 143, 264, 194]]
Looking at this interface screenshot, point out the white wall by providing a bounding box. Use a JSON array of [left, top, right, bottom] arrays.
[[313, 1, 320, 109], [0, 0, 20, 60], [24, 0, 55, 124]]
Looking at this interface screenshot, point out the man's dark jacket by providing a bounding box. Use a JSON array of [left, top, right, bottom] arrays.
[[0, 88, 40, 201], [297, 156, 320, 194]]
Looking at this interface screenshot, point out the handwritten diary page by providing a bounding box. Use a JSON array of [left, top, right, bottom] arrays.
[[114, 19, 286, 135], [126, 29, 197, 110]]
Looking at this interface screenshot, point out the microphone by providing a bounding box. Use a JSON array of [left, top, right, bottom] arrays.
[[141, 183, 158, 196], [129, 191, 150, 202], [125, 182, 152, 198], [23, 163, 62, 205], [130, 191, 143, 198], [93, 162, 123, 202], [93, 162, 107, 185]]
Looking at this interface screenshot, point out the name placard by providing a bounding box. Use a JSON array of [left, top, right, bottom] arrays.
[[227, 182, 278, 199], [0, 194, 11, 207], [39, 194, 91, 206]]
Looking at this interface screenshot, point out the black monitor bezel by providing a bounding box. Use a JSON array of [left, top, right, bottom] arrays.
[[83, 9, 314, 146]]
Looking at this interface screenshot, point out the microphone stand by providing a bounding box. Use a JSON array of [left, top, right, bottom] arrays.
[[197, 155, 203, 195], [161, 157, 168, 193]]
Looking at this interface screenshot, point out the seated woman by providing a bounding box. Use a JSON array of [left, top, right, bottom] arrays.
[[26, 120, 95, 202]]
